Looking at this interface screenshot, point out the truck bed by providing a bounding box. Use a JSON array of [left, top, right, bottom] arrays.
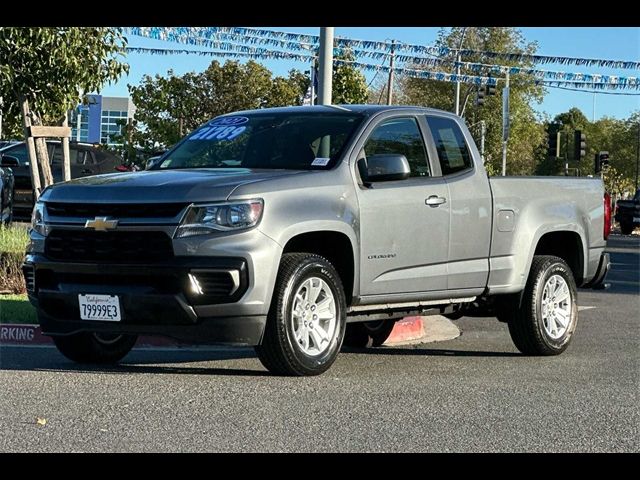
[[487, 176, 605, 293]]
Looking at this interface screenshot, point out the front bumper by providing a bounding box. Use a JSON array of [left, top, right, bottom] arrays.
[[23, 254, 267, 345]]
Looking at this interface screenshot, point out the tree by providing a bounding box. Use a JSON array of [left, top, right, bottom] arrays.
[[548, 108, 639, 181], [128, 61, 309, 150], [554, 107, 589, 130], [332, 49, 369, 104], [397, 27, 546, 176], [0, 27, 128, 137], [0, 27, 128, 188]]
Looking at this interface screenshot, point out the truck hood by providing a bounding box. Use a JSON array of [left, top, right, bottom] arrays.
[[39, 168, 306, 203]]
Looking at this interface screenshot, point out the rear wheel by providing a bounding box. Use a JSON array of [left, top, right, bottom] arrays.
[[507, 255, 578, 356], [620, 221, 634, 235], [53, 332, 137, 364], [343, 320, 396, 348], [255, 253, 346, 376]]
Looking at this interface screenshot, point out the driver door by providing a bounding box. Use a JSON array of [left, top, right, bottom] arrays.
[[355, 116, 450, 296]]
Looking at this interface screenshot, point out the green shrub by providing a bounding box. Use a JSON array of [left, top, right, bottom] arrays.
[[0, 225, 29, 294]]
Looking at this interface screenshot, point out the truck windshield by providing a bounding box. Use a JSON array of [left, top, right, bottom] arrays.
[[155, 112, 364, 170]]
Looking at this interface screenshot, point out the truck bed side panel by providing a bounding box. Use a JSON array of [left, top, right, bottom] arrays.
[[488, 176, 605, 293]]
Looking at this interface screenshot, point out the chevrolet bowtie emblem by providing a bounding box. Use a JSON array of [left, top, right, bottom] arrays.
[[85, 216, 118, 231]]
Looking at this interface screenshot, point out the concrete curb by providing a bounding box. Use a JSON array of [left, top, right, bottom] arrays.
[[384, 315, 460, 346], [0, 316, 460, 348]]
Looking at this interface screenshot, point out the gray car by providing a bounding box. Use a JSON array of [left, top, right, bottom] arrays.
[[0, 140, 124, 221], [23, 105, 610, 376]]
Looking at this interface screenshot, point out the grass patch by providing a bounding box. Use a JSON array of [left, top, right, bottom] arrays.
[[0, 224, 29, 253], [0, 294, 37, 324], [0, 225, 29, 294]]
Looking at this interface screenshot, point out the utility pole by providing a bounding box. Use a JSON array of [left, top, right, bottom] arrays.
[[454, 27, 468, 116], [592, 92, 596, 122], [501, 71, 510, 176], [318, 27, 334, 106], [386, 40, 395, 105]]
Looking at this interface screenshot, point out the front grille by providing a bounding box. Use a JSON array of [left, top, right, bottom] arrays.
[[14, 176, 32, 190], [38, 270, 181, 294], [45, 230, 174, 263], [22, 265, 35, 292], [45, 202, 187, 219]]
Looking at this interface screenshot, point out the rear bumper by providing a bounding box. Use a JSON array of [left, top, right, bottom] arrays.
[[583, 252, 610, 289], [23, 253, 267, 346]]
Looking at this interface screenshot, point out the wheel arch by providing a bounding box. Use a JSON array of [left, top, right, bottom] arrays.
[[529, 230, 585, 286], [281, 230, 357, 306]]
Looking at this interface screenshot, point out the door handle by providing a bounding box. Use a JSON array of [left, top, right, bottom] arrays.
[[81, 169, 93, 175], [425, 195, 447, 207]]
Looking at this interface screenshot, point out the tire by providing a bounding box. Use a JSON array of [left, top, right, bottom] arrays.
[[620, 221, 634, 235], [507, 255, 578, 356], [343, 319, 395, 348], [255, 253, 347, 376], [1, 191, 13, 226], [53, 332, 138, 364]]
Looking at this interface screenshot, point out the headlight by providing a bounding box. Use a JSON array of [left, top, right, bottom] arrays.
[[175, 199, 264, 238], [31, 202, 48, 236]]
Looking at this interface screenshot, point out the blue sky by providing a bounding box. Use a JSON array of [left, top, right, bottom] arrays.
[[101, 27, 640, 120]]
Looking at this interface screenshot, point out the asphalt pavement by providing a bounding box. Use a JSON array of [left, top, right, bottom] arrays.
[[0, 235, 637, 452]]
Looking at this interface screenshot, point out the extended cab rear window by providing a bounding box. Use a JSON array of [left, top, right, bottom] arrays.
[[426, 116, 473, 175], [157, 112, 364, 171]]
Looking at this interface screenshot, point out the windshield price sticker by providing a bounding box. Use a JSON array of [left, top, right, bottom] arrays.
[[311, 157, 331, 166], [189, 125, 247, 141]]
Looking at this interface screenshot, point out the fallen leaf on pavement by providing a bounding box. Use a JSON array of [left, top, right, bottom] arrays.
[[36, 418, 47, 426]]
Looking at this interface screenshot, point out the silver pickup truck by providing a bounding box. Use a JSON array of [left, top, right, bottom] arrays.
[[23, 105, 611, 376]]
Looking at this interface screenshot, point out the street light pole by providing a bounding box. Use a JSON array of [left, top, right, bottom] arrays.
[[318, 27, 334, 106], [454, 27, 468, 116], [636, 118, 640, 190]]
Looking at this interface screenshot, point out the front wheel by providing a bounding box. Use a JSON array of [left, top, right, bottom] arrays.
[[507, 255, 578, 356], [53, 332, 138, 364], [256, 253, 346, 376]]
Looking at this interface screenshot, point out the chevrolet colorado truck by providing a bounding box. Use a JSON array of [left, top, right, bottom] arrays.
[[23, 105, 611, 376]]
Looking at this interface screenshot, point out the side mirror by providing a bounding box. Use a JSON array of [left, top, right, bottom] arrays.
[[0, 155, 19, 167], [145, 156, 161, 170], [358, 154, 410, 183]]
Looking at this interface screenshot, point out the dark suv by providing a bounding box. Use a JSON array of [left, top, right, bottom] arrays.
[[0, 140, 123, 220]]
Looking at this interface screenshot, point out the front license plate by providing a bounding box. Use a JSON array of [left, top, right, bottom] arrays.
[[78, 294, 121, 321]]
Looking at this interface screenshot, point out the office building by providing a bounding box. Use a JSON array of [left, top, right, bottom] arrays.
[[70, 95, 136, 145]]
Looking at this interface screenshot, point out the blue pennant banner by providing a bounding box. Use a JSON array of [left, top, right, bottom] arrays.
[[122, 27, 640, 70]]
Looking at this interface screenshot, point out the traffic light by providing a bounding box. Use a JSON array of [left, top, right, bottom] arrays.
[[595, 151, 610, 173], [476, 85, 486, 106], [547, 123, 561, 158], [486, 84, 497, 96], [574, 130, 586, 160]]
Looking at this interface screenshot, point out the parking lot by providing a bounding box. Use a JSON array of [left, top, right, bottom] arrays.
[[0, 235, 637, 452]]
